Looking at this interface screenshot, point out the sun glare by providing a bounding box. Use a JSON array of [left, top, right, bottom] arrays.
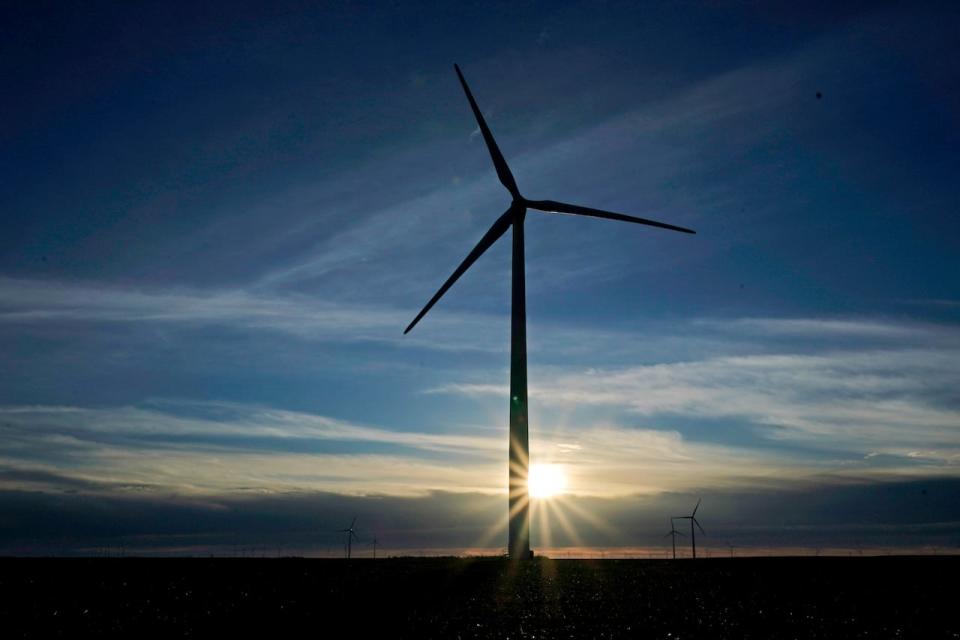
[[528, 464, 567, 499]]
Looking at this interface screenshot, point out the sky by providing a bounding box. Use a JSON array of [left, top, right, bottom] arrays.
[[1, 0, 959, 556]]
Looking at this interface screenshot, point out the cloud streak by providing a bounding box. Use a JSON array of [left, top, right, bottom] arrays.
[[3, 274, 958, 487], [0, 402, 504, 496], [432, 318, 960, 472], [0, 276, 510, 353]]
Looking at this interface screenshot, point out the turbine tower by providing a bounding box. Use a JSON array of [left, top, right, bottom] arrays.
[[405, 64, 696, 559], [338, 517, 358, 559], [674, 499, 705, 559], [664, 517, 685, 560]]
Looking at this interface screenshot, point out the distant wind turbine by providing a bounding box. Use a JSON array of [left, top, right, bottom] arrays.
[[338, 517, 359, 559], [664, 517, 685, 560], [369, 536, 380, 559], [404, 64, 696, 559], [674, 499, 705, 559]]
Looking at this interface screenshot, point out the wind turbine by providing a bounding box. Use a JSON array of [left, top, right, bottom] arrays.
[[664, 517, 685, 560], [369, 536, 380, 559], [404, 64, 696, 559], [338, 517, 359, 559], [674, 499, 705, 559]]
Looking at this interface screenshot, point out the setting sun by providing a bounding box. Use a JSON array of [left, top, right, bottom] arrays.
[[528, 464, 568, 499]]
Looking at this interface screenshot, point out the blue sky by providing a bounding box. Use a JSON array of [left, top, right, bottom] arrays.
[[1, 0, 959, 555]]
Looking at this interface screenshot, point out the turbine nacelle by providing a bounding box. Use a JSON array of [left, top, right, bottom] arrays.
[[338, 516, 359, 558], [673, 499, 705, 558]]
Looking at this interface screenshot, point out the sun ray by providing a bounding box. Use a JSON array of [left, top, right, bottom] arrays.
[[545, 497, 585, 548], [533, 498, 553, 551], [471, 510, 509, 552], [507, 494, 529, 519], [555, 494, 619, 539]]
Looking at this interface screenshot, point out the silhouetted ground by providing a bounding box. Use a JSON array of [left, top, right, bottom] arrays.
[[0, 556, 956, 638]]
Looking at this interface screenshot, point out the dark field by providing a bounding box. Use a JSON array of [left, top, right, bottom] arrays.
[[1, 556, 956, 638]]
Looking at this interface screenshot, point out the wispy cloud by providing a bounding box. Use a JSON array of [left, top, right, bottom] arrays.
[[0, 276, 397, 329], [0, 401, 501, 454], [5, 275, 959, 475], [700, 317, 957, 340], [0, 276, 764, 360], [432, 318, 960, 469], [3, 348, 957, 503], [0, 402, 504, 496], [0, 276, 511, 352], [0, 398, 795, 499]]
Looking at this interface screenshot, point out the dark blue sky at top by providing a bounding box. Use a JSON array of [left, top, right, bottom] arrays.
[[1, 1, 959, 552], [5, 0, 957, 308]]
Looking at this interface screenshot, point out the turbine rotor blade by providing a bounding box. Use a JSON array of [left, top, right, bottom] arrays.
[[350, 516, 357, 529], [693, 518, 705, 535], [454, 64, 520, 198], [526, 199, 695, 234], [693, 498, 701, 517], [404, 207, 514, 334]]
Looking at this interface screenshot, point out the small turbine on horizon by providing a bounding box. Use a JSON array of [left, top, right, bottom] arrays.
[[674, 499, 705, 559], [338, 517, 359, 559], [404, 64, 696, 560], [664, 517, 685, 560]]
